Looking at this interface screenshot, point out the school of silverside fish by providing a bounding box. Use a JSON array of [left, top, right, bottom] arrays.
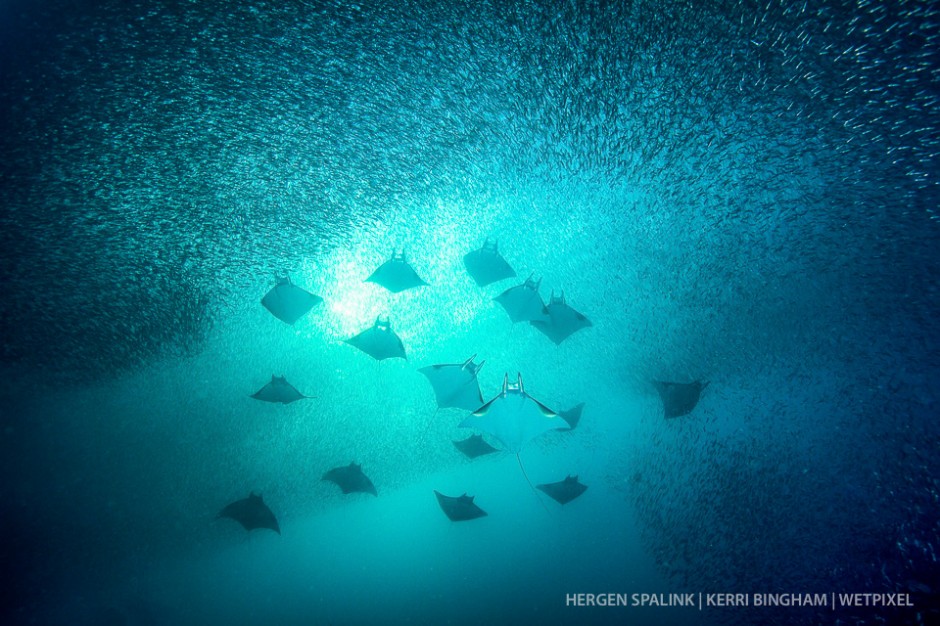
[[1, 0, 937, 623], [225, 243, 608, 530]]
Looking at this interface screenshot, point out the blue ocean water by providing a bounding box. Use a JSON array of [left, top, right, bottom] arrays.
[[0, 1, 937, 625]]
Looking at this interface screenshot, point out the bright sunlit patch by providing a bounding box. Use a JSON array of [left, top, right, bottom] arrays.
[[296, 194, 521, 356], [307, 250, 387, 339]]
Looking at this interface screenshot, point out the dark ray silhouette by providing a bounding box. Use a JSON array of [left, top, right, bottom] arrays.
[[453, 434, 499, 459], [217, 492, 280, 534], [419, 354, 484, 410], [366, 251, 427, 293], [653, 380, 709, 418], [537, 475, 588, 505], [345, 317, 407, 360], [530, 291, 591, 344], [493, 276, 549, 323], [463, 239, 516, 286], [434, 491, 487, 521], [558, 403, 584, 430], [323, 462, 378, 496], [251, 375, 310, 404], [261, 276, 322, 324]]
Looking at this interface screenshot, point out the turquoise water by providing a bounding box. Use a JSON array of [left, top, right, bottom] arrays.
[[1, 1, 937, 625]]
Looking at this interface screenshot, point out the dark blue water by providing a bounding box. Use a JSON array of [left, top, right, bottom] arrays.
[[1, 1, 937, 624]]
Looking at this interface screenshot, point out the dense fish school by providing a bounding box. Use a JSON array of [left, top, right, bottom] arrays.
[[0, 0, 936, 624]]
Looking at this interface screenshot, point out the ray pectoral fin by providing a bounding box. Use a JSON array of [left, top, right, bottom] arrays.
[[559, 403, 584, 430], [458, 414, 483, 430], [468, 397, 497, 418], [532, 399, 558, 418]]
